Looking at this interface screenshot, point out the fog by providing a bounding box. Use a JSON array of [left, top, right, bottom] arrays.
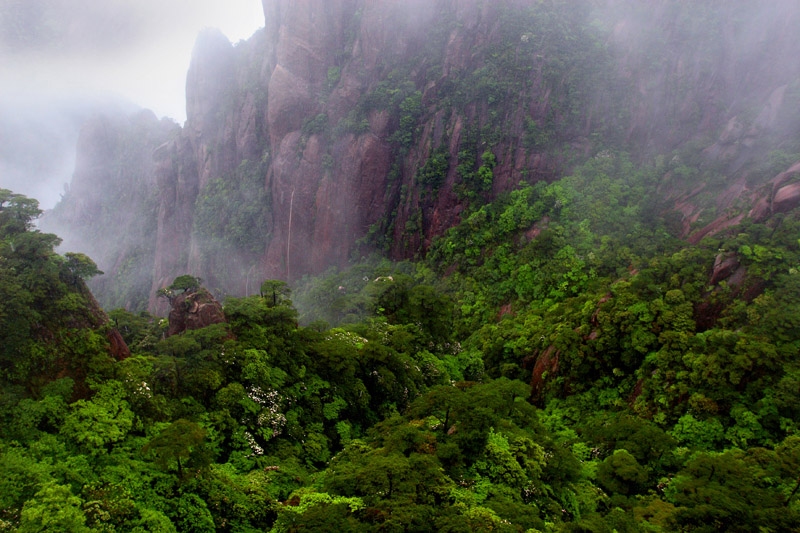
[[0, 0, 264, 208]]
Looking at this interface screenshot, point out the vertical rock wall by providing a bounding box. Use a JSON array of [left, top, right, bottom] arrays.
[[48, 1, 800, 314]]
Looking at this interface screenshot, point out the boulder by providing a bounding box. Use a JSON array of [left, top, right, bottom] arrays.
[[710, 252, 740, 285], [167, 288, 227, 337]]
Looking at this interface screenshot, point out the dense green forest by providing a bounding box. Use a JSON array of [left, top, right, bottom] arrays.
[[5, 0, 800, 531], [3, 139, 800, 531]]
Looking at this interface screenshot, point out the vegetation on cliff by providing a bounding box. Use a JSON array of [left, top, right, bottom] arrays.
[[5, 0, 800, 531], [3, 137, 800, 529]]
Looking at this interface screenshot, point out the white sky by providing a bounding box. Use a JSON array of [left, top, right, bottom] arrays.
[[2, 0, 266, 123], [0, 0, 265, 207]]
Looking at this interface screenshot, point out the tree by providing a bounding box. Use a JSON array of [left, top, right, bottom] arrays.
[[60, 381, 134, 454], [18, 483, 90, 533], [777, 436, 800, 508], [173, 492, 215, 533], [597, 449, 648, 496], [168, 275, 203, 294], [142, 419, 209, 478], [156, 275, 203, 304], [667, 449, 797, 531], [0, 189, 42, 235], [0, 445, 52, 529], [260, 279, 291, 307], [63, 252, 103, 281]]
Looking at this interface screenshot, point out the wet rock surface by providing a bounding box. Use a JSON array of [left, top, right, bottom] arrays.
[[166, 288, 227, 337]]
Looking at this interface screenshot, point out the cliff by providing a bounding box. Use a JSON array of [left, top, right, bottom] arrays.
[[41, 110, 178, 311], [150, 0, 625, 307], [48, 0, 800, 314]]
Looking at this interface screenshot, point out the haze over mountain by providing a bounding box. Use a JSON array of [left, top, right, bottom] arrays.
[[41, 0, 800, 315], [3, 2, 800, 530], [0, 0, 263, 208]]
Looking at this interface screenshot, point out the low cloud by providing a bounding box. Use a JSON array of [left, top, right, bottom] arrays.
[[0, 0, 264, 208]]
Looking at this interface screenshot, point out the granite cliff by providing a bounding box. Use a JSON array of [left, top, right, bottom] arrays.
[[47, 0, 800, 314]]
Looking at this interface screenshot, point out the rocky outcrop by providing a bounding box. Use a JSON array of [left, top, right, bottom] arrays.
[[147, 0, 612, 308], [49, 1, 800, 314], [166, 288, 227, 337], [81, 285, 132, 361], [526, 345, 559, 404], [149, 137, 199, 314], [41, 110, 178, 312], [149, 0, 800, 311], [709, 253, 740, 286], [773, 182, 800, 214]]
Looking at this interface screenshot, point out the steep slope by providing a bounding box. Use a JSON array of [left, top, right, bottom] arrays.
[[160, 0, 610, 298], [0, 190, 130, 397], [40, 110, 178, 311], [48, 0, 800, 314]]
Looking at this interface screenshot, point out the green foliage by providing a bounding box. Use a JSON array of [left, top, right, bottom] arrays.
[[63, 252, 103, 281], [333, 108, 370, 136], [390, 91, 423, 147], [18, 483, 90, 533], [192, 158, 271, 257], [415, 148, 450, 190], [270, 489, 364, 532], [60, 381, 135, 453], [259, 279, 292, 307], [168, 274, 203, 293], [142, 420, 209, 478], [4, 2, 800, 530], [596, 449, 648, 496], [0, 191, 120, 392], [301, 113, 329, 136], [666, 449, 799, 531], [4, 145, 800, 532], [326, 66, 342, 89], [0, 188, 43, 234]]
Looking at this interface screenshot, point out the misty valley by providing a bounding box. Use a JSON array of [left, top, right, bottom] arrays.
[[3, 1, 800, 531]]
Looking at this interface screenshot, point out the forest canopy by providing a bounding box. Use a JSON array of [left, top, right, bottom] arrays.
[[4, 0, 800, 531]]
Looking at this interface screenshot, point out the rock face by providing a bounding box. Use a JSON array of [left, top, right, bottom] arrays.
[[81, 285, 132, 361], [159, 1, 800, 304], [749, 161, 800, 221], [49, 1, 800, 314], [41, 110, 178, 311], [166, 288, 227, 337], [710, 253, 740, 286], [526, 345, 560, 404]]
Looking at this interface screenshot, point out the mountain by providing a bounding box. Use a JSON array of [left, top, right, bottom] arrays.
[[0, 189, 130, 398], [44, 0, 800, 314], [41, 110, 178, 311], [8, 2, 800, 530]]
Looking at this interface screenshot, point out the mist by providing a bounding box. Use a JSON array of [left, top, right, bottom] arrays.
[[12, 0, 800, 314], [0, 0, 264, 208]]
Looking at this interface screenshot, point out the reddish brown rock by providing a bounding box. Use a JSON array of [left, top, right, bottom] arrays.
[[524, 216, 550, 242], [81, 285, 132, 361], [748, 196, 771, 222], [710, 253, 739, 285], [773, 181, 800, 214], [688, 214, 745, 245], [749, 160, 800, 222], [149, 137, 199, 315], [49, 1, 800, 315], [166, 288, 227, 337], [694, 300, 725, 332], [39, 110, 177, 313], [628, 378, 644, 405], [106, 329, 132, 361], [529, 345, 560, 403], [497, 303, 515, 320]]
